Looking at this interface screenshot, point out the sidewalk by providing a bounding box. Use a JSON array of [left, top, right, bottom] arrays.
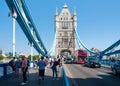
[[0, 66, 63, 86], [101, 64, 111, 68]]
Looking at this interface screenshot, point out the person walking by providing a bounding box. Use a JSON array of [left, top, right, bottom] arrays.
[[15, 58, 22, 77], [9, 57, 16, 74], [37, 56, 46, 80], [51, 58, 59, 80], [21, 56, 28, 85]]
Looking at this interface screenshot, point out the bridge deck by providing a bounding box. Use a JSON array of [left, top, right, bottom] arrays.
[[0, 66, 63, 86]]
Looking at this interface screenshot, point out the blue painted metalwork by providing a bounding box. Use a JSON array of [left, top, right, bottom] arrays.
[[104, 50, 120, 56], [5, 0, 48, 57], [0, 63, 12, 79], [48, 33, 56, 56], [102, 40, 120, 54], [20, 0, 47, 54], [101, 40, 120, 56], [74, 28, 98, 55], [62, 66, 70, 86]]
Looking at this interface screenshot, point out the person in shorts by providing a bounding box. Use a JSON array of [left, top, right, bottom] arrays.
[[37, 56, 46, 80]]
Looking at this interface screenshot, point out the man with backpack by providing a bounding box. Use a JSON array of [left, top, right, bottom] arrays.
[[9, 57, 16, 73]]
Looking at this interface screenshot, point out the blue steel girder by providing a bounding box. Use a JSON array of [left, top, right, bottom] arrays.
[[74, 29, 98, 55], [104, 50, 120, 56], [20, 0, 47, 53], [101, 39, 120, 55], [5, 0, 48, 56]]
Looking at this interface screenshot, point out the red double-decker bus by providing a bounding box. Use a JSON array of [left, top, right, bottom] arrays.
[[77, 48, 88, 64]]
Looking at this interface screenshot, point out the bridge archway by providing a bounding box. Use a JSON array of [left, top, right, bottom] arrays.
[[60, 49, 71, 57]]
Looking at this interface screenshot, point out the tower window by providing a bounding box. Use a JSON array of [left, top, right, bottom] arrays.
[[59, 45, 60, 47], [66, 17, 68, 20], [62, 27, 67, 29], [64, 31, 68, 36], [60, 33, 62, 36]]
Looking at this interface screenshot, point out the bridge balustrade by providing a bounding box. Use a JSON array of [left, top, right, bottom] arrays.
[[100, 60, 113, 66], [62, 66, 70, 86], [0, 63, 12, 79]]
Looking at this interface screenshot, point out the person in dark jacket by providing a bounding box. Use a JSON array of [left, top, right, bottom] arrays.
[[51, 58, 59, 80]]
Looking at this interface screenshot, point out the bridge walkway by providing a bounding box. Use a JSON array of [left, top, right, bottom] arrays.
[[0, 66, 63, 86]]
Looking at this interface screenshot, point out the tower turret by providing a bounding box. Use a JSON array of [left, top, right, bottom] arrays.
[[73, 8, 77, 29], [55, 7, 59, 32]]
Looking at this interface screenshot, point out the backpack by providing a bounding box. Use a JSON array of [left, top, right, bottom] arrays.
[[27, 60, 30, 66], [9, 60, 13, 67]]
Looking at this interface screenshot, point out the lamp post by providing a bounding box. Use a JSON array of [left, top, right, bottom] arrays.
[[30, 43, 33, 61], [12, 17, 16, 57], [9, 8, 17, 57]]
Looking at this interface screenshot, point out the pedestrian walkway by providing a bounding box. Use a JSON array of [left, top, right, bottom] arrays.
[[0, 66, 63, 86]]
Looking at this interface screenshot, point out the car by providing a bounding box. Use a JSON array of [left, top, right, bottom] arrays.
[[84, 57, 101, 68], [64, 57, 73, 64], [111, 60, 120, 75]]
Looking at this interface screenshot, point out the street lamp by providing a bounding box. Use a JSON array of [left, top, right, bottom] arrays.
[[8, 8, 17, 57], [30, 42, 33, 61]]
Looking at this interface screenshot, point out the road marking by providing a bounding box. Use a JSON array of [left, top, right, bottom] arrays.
[[64, 65, 78, 86]]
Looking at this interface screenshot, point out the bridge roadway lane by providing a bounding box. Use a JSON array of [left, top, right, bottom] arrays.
[[64, 64, 120, 86]]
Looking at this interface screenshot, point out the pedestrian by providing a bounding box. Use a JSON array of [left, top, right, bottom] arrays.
[[37, 56, 46, 80], [51, 58, 59, 80], [34, 60, 38, 69], [15, 58, 22, 76], [21, 56, 28, 85], [57, 55, 62, 72], [49, 58, 53, 67], [9, 57, 16, 74]]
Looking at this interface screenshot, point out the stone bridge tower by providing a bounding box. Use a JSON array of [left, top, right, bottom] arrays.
[[55, 4, 77, 57]]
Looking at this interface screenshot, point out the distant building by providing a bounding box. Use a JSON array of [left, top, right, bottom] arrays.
[[0, 49, 2, 55], [91, 48, 100, 52]]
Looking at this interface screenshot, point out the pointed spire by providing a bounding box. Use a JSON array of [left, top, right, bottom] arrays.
[[55, 7, 58, 15], [63, 3, 68, 8], [74, 7, 76, 15]]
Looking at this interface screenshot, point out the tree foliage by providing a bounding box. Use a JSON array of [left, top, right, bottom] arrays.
[[7, 56, 13, 59], [28, 55, 40, 60], [0, 55, 4, 60]]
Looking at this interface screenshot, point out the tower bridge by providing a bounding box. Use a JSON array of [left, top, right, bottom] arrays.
[[55, 4, 76, 57], [0, 0, 120, 86], [5, 0, 120, 59]]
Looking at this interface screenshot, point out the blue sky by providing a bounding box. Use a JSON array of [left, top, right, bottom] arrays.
[[0, 0, 120, 55]]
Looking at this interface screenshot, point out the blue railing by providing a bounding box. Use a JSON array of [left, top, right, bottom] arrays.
[[62, 66, 70, 86], [100, 60, 113, 66], [0, 63, 12, 79], [0, 60, 35, 79]]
